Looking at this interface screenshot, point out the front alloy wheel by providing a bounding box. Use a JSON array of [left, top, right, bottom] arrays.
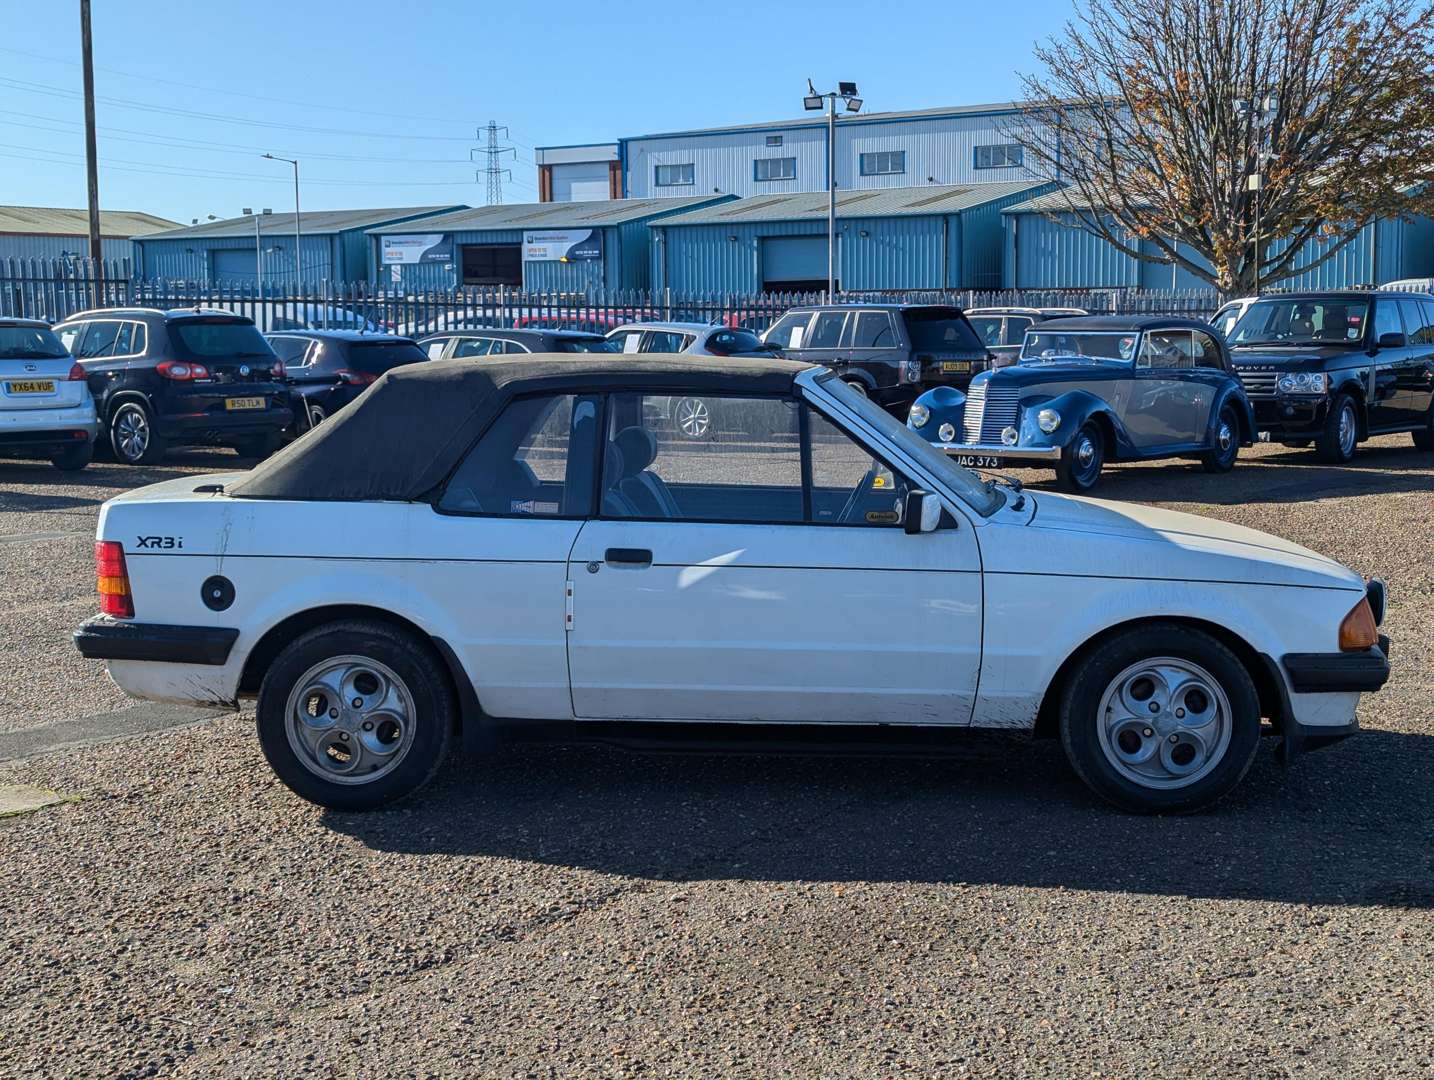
[[1315, 393, 1359, 463], [672, 396, 713, 440], [1055, 421, 1104, 493]]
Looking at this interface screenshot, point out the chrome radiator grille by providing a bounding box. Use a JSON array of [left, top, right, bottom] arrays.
[[1237, 371, 1279, 398], [962, 382, 1021, 443]]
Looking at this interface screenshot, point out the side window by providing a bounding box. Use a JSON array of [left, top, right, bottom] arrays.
[[1397, 300, 1424, 343], [806, 408, 913, 527], [56, 323, 85, 355], [268, 336, 311, 366], [806, 311, 847, 349], [642, 331, 687, 353], [439, 394, 598, 517], [1373, 300, 1403, 343], [129, 322, 147, 355], [1190, 331, 1223, 369], [763, 312, 812, 350], [452, 337, 494, 358], [601, 393, 803, 522], [502, 340, 529, 354], [1421, 301, 1434, 345], [78, 320, 122, 359], [424, 339, 448, 360], [1004, 317, 1034, 345], [1140, 330, 1194, 369], [610, 330, 643, 354], [851, 311, 897, 349]]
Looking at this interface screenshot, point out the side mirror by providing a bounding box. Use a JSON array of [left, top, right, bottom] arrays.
[[1377, 332, 1406, 349], [904, 489, 944, 534]]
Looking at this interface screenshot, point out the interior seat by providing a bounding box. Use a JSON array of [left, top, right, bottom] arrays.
[[612, 426, 680, 518]]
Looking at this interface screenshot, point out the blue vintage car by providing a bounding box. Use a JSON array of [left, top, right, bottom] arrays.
[[906, 316, 1255, 492]]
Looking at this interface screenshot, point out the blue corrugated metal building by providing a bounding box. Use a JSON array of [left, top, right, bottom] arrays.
[[366, 196, 732, 292], [1002, 191, 1434, 290], [132, 206, 465, 284], [0, 205, 177, 266], [650, 182, 1052, 294]]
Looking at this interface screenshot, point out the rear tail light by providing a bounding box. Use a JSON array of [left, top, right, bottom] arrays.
[[336, 369, 378, 386], [95, 541, 134, 618], [67, 362, 86, 381], [271, 359, 286, 380], [1338, 596, 1379, 651], [156, 360, 210, 381]]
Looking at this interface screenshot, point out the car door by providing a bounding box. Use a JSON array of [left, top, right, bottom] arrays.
[[842, 310, 900, 385], [565, 391, 983, 725], [1412, 300, 1434, 423], [1130, 329, 1203, 447], [1394, 299, 1434, 427], [1367, 298, 1407, 431]]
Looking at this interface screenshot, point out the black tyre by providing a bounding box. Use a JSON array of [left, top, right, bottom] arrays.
[[671, 396, 714, 441], [307, 403, 328, 429], [1314, 393, 1359, 463], [233, 431, 283, 460], [1059, 623, 1261, 814], [1054, 421, 1105, 493], [1412, 405, 1434, 450], [49, 440, 93, 472], [256, 620, 454, 810], [1200, 404, 1241, 473], [842, 379, 870, 398], [109, 400, 168, 465]]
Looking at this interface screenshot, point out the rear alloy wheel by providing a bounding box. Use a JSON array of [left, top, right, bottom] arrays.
[[109, 400, 167, 465], [49, 440, 93, 472], [1201, 405, 1240, 473], [672, 396, 714, 441], [1412, 405, 1434, 450], [1059, 624, 1261, 813], [256, 620, 454, 810], [1314, 393, 1359, 463], [1055, 421, 1105, 493]]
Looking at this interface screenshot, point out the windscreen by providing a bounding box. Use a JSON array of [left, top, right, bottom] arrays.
[[557, 337, 622, 353], [905, 309, 984, 352], [0, 325, 68, 359], [348, 341, 428, 374], [1022, 330, 1137, 360], [168, 318, 275, 359], [1228, 299, 1371, 346]]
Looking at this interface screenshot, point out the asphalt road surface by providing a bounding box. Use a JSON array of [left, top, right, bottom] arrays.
[[1, 439, 1431, 1078]]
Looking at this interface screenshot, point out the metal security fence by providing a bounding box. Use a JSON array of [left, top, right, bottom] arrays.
[[0, 258, 1224, 333]]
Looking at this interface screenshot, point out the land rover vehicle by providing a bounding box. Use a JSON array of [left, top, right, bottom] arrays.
[[1225, 291, 1434, 461], [908, 317, 1255, 492], [0, 317, 98, 470], [965, 306, 1087, 368], [761, 304, 992, 411], [74, 354, 1387, 815], [53, 308, 293, 464]]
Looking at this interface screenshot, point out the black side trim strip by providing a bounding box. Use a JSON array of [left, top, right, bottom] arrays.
[[73, 618, 238, 666], [1282, 648, 1391, 694]]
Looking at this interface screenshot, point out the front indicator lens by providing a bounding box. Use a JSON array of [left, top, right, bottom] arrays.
[[909, 403, 930, 428], [1037, 408, 1061, 434], [938, 422, 956, 442], [1339, 597, 1379, 651]]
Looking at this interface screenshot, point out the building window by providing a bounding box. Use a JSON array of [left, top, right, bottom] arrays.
[[859, 150, 906, 176], [974, 144, 1024, 169], [754, 157, 797, 182], [654, 163, 695, 187], [765, 135, 783, 147]]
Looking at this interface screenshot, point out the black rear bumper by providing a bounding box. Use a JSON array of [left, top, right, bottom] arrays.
[[73, 617, 238, 665]]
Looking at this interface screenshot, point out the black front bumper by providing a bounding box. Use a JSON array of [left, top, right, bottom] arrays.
[[1250, 395, 1330, 437], [73, 616, 238, 665], [1282, 643, 1391, 694]]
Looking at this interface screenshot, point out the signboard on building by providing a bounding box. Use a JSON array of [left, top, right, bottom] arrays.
[[523, 228, 603, 262], [380, 234, 453, 265]]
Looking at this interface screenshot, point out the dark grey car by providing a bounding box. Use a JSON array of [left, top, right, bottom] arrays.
[[418, 328, 619, 360]]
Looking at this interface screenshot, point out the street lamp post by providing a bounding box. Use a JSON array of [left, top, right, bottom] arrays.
[[242, 207, 273, 297], [804, 80, 863, 301], [262, 154, 301, 286], [1235, 95, 1277, 296]]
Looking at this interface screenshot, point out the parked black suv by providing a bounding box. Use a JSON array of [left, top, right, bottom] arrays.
[[54, 308, 293, 464], [1226, 291, 1434, 462], [266, 330, 427, 429], [760, 304, 992, 412]]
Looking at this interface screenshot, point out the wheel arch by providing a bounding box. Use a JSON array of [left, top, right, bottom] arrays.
[[103, 388, 154, 422], [1330, 377, 1370, 439], [1032, 615, 1287, 739], [237, 603, 485, 748], [1211, 386, 1256, 446]]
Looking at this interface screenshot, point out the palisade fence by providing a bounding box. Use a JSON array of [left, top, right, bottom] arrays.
[[0, 258, 1225, 333]]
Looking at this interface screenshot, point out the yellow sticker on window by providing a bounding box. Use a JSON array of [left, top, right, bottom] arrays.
[[872, 475, 886, 488]]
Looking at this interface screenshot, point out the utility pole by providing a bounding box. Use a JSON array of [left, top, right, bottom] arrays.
[[79, 0, 103, 280], [472, 122, 514, 206], [263, 154, 301, 284]]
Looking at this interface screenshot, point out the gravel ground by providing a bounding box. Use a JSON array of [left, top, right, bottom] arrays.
[[0, 438, 1431, 1078]]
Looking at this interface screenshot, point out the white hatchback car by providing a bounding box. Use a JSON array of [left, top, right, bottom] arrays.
[[73, 355, 1390, 813], [0, 317, 98, 470]]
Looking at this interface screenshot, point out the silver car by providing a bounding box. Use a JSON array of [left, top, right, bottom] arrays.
[[0, 318, 99, 471]]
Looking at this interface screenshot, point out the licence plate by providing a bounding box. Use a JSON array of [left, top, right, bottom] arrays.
[[939, 361, 971, 373], [6, 380, 55, 394], [225, 397, 264, 411], [955, 454, 1003, 469]]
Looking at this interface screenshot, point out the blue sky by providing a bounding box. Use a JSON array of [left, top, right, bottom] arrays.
[[0, 0, 1070, 223]]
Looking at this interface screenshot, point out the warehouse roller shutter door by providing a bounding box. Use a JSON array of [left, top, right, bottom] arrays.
[[212, 248, 258, 285], [552, 162, 612, 202], [761, 236, 834, 293]]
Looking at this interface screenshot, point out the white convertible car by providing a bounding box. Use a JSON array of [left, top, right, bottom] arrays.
[[74, 355, 1391, 813]]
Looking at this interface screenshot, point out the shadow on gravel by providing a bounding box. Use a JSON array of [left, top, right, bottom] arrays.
[[327, 728, 1434, 909]]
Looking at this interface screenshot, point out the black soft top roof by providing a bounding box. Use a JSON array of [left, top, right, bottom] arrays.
[[226, 353, 811, 503]]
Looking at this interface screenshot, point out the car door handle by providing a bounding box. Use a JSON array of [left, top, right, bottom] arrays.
[[604, 547, 652, 568]]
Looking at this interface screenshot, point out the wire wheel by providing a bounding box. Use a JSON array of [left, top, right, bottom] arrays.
[[673, 396, 712, 440], [1095, 657, 1233, 791], [283, 655, 417, 786]]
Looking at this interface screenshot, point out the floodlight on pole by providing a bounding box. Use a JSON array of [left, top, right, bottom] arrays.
[[803, 80, 861, 301], [262, 153, 301, 285]]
